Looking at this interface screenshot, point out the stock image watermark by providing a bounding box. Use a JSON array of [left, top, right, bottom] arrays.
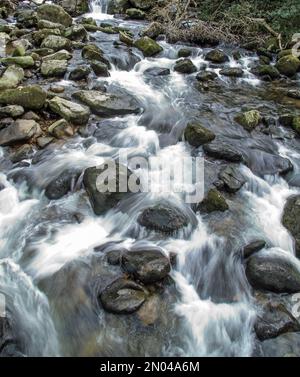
[[95, 154, 205, 204]]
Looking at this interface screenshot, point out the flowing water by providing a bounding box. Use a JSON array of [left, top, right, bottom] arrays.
[[0, 0, 300, 356]]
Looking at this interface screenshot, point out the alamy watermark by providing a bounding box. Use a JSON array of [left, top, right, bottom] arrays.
[[94, 153, 204, 204]]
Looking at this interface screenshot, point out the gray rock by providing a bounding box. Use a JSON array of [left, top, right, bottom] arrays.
[[41, 35, 72, 51], [218, 165, 246, 193], [282, 195, 300, 258], [243, 240, 266, 258], [45, 169, 80, 200], [203, 139, 243, 162], [174, 59, 197, 74], [48, 96, 90, 125], [0, 105, 24, 119], [41, 59, 68, 77], [69, 65, 91, 81], [0, 66, 24, 90], [219, 67, 244, 77], [0, 119, 40, 146]]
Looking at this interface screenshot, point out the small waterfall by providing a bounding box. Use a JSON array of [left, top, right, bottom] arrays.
[[90, 0, 108, 15]]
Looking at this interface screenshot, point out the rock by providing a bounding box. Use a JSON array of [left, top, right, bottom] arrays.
[[246, 152, 293, 177], [82, 44, 110, 66], [287, 90, 300, 100], [276, 55, 300, 77], [72, 90, 141, 117], [119, 31, 134, 46], [197, 189, 228, 213], [0, 119, 40, 146], [0, 56, 34, 69], [10, 144, 33, 163], [184, 122, 215, 147], [219, 67, 244, 77], [134, 37, 163, 57], [292, 117, 300, 136], [37, 4, 73, 27], [234, 110, 261, 132], [205, 49, 229, 63], [32, 28, 61, 46], [50, 85, 65, 94], [174, 59, 197, 74], [203, 139, 243, 162], [279, 114, 294, 128], [0, 66, 24, 90], [0, 105, 24, 119], [37, 136, 54, 148], [144, 67, 170, 76], [90, 61, 110, 77], [43, 49, 72, 61], [0, 85, 47, 110], [64, 24, 88, 41], [260, 332, 300, 357], [37, 19, 65, 31], [255, 301, 300, 341], [54, 0, 89, 16], [141, 22, 162, 40], [243, 240, 266, 259], [121, 248, 171, 284], [282, 195, 300, 257], [69, 65, 91, 81], [218, 165, 246, 193], [129, 0, 153, 10], [41, 35, 72, 51], [246, 253, 300, 293], [138, 204, 189, 233], [45, 169, 80, 200], [126, 8, 145, 19], [254, 65, 280, 80], [41, 59, 68, 77], [196, 71, 217, 82], [48, 97, 90, 125], [178, 48, 192, 58], [48, 119, 73, 138], [83, 162, 137, 215], [99, 278, 148, 314]]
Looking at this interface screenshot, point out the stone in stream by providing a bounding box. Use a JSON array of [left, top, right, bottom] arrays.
[[42, 49, 72, 61], [218, 165, 246, 193], [99, 278, 148, 314], [259, 332, 300, 357], [48, 97, 90, 125], [196, 71, 218, 82], [126, 8, 145, 19], [119, 31, 134, 46], [0, 56, 35, 69], [174, 59, 197, 74], [219, 67, 244, 77], [37, 136, 54, 149], [246, 253, 300, 293], [10, 144, 34, 163], [203, 139, 243, 162], [41, 59, 68, 77], [0, 316, 25, 357], [64, 24, 88, 42], [138, 204, 189, 234], [282, 195, 300, 257], [253, 65, 281, 80], [197, 189, 229, 213], [37, 4, 73, 27], [121, 248, 171, 284], [45, 169, 80, 200], [41, 35, 72, 51], [205, 49, 229, 63], [82, 44, 110, 67], [144, 67, 170, 76], [178, 48, 192, 58], [0, 105, 24, 119], [0, 119, 41, 146], [48, 119, 74, 138], [234, 110, 261, 132], [90, 61, 110, 77], [32, 28, 62, 46], [83, 162, 138, 215], [134, 37, 163, 57], [37, 19, 65, 31], [254, 301, 300, 341], [69, 65, 91, 81], [276, 55, 300, 77], [0, 66, 24, 90], [141, 22, 163, 40], [0, 85, 46, 110], [243, 240, 266, 259], [72, 90, 141, 117], [184, 122, 215, 147], [287, 89, 300, 100]]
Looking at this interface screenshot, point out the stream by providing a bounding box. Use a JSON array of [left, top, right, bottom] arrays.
[[0, 0, 300, 357]]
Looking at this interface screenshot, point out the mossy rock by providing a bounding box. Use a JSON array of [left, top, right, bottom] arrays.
[[292, 117, 300, 136], [37, 4, 73, 27], [234, 110, 261, 132], [134, 37, 163, 57], [184, 122, 215, 147], [0, 56, 35, 68], [276, 55, 300, 77], [197, 189, 229, 213], [256, 65, 280, 80], [126, 8, 145, 19], [0, 85, 47, 110]]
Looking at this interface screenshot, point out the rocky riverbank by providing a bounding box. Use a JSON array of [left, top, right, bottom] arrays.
[[0, 0, 300, 357]]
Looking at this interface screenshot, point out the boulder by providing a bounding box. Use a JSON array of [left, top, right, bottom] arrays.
[[138, 204, 189, 233], [246, 253, 300, 293], [90, 61, 110, 77], [219, 67, 244, 77], [0, 56, 35, 69], [32, 28, 61, 45], [254, 65, 280, 80], [41, 35, 72, 51], [45, 169, 80, 200], [196, 71, 217, 82], [64, 24, 88, 41], [121, 248, 171, 284], [0, 119, 40, 146], [243, 240, 266, 259], [134, 37, 163, 57], [203, 139, 243, 162], [174, 59, 197, 74], [99, 278, 148, 314], [0, 105, 24, 119], [72, 90, 141, 117], [37, 4, 73, 27], [218, 165, 246, 193], [69, 65, 91, 81], [184, 122, 215, 147], [282, 195, 300, 257], [48, 119, 73, 138], [144, 67, 170, 76], [0, 86, 47, 110], [41, 59, 68, 77], [234, 110, 261, 132], [83, 162, 137, 215], [276, 55, 300, 77], [48, 97, 90, 125], [0, 66, 24, 90], [178, 48, 192, 58], [197, 189, 228, 213], [82, 44, 110, 66], [205, 49, 229, 63]]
